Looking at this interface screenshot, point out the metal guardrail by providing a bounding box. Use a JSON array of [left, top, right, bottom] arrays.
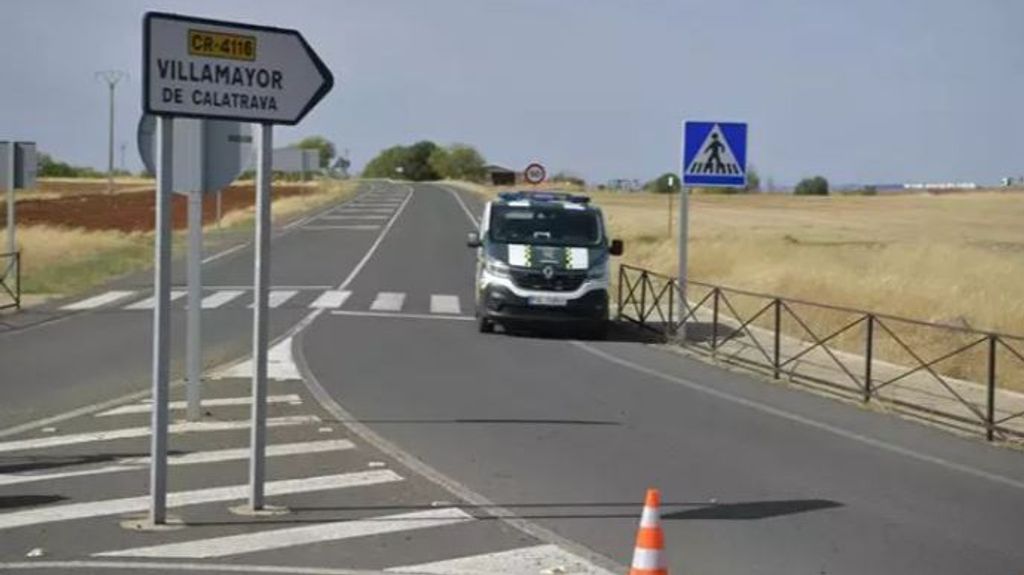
[[0, 251, 21, 311], [617, 264, 1024, 441]]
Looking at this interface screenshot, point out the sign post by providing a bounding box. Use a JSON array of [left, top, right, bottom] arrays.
[[143, 11, 332, 521], [4, 143, 13, 256], [680, 121, 748, 336]]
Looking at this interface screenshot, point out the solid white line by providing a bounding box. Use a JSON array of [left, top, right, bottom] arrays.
[[309, 290, 352, 309], [429, 295, 461, 315], [441, 185, 481, 226], [201, 243, 247, 265], [96, 394, 302, 417], [0, 415, 320, 453], [123, 290, 187, 310], [200, 289, 245, 309], [330, 208, 394, 213], [386, 543, 616, 575], [0, 470, 403, 532], [60, 291, 135, 310], [302, 225, 381, 231], [331, 310, 475, 322], [319, 214, 389, 220], [570, 341, 1024, 492], [98, 508, 471, 559], [337, 186, 414, 291], [369, 292, 406, 312], [256, 290, 299, 309], [0, 439, 354, 487]]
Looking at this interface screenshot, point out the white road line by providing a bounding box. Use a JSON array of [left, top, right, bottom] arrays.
[[370, 292, 406, 312], [60, 291, 136, 310], [200, 289, 245, 309], [442, 185, 481, 226], [0, 439, 354, 487], [302, 225, 381, 231], [253, 290, 299, 309], [0, 415, 320, 453], [387, 544, 617, 575], [123, 290, 187, 310], [332, 310, 474, 322], [430, 295, 461, 315], [571, 341, 1024, 493], [96, 394, 302, 417], [0, 470, 402, 532], [200, 243, 247, 265], [319, 215, 389, 220], [213, 337, 302, 381], [309, 290, 352, 309], [98, 508, 471, 559]]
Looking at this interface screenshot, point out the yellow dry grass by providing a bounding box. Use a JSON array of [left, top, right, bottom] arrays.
[[455, 182, 1024, 390]]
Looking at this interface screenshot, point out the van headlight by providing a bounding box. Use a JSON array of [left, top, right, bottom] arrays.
[[587, 260, 609, 280], [484, 257, 511, 278]]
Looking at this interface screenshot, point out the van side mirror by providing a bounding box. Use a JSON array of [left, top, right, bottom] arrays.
[[467, 232, 482, 248], [610, 239, 624, 256]]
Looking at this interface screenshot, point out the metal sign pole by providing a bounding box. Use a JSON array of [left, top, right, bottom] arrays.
[[149, 116, 173, 525], [249, 123, 272, 510], [678, 183, 689, 338], [186, 189, 203, 421], [6, 143, 14, 254]]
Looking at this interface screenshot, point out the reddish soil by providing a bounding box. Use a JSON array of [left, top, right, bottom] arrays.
[[0, 184, 317, 232]]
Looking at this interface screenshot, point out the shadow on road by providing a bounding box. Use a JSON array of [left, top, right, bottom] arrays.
[[0, 450, 186, 474], [0, 494, 69, 510], [188, 499, 843, 527]]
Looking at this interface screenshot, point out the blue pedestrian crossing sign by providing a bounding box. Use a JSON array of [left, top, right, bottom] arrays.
[[682, 121, 748, 187]]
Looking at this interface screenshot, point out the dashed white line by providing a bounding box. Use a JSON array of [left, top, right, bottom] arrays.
[[253, 290, 299, 309], [0, 470, 403, 532], [97, 508, 471, 559], [370, 292, 406, 312], [61, 291, 136, 310], [302, 225, 381, 231]]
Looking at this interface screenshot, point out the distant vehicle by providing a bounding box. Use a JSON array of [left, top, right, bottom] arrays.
[[466, 191, 624, 338]]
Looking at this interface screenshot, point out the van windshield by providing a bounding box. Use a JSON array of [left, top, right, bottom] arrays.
[[489, 205, 603, 247]]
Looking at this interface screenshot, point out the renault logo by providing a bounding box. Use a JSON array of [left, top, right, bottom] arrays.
[[542, 266, 555, 280]]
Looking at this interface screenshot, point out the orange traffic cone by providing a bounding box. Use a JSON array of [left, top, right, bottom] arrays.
[[629, 488, 668, 575]]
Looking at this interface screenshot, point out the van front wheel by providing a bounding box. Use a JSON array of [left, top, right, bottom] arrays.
[[478, 316, 495, 334]]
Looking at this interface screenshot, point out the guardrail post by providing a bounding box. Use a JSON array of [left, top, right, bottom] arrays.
[[711, 288, 720, 352], [639, 271, 648, 328], [987, 334, 997, 441], [864, 315, 874, 402], [616, 266, 624, 321], [667, 280, 675, 337], [15, 251, 20, 309], [773, 298, 781, 378]]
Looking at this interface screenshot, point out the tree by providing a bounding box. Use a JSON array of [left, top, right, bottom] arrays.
[[362, 141, 442, 181], [295, 136, 336, 169], [745, 165, 761, 192], [443, 144, 486, 182], [644, 172, 682, 194], [794, 176, 829, 196]]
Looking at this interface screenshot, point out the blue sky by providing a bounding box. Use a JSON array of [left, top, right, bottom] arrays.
[[2, 0, 1020, 185]]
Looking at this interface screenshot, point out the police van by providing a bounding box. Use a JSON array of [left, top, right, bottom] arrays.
[[466, 191, 624, 337]]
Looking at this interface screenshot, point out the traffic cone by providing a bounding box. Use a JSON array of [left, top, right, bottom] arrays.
[[629, 488, 667, 575]]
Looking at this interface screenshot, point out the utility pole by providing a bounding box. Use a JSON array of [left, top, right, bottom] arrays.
[[120, 142, 127, 172], [95, 70, 128, 193]]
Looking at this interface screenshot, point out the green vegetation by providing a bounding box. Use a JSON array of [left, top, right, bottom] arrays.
[[550, 171, 586, 188], [37, 153, 124, 178], [644, 173, 681, 194], [295, 135, 337, 168], [363, 141, 487, 182], [795, 176, 830, 196]]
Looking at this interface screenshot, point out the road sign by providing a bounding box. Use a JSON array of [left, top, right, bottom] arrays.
[[524, 162, 546, 185], [138, 114, 253, 194], [143, 12, 334, 125], [682, 122, 747, 188]]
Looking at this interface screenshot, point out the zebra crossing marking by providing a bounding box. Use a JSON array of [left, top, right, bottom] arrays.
[[97, 508, 471, 559], [95, 394, 302, 417], [0, 470, 403, 532], [386, 543, 618, 575], [370, 292, 406, 312], [123, 290, 187, 310], [0, 439, 355, 487], [302, 225, 381, 231], [309, 290, 352, 309], [0, 415, 320, 453], [250, 290, 298, 309], [430, 295, 461, 315], [199, 289, 245, 309], [61, 291, 135, 310]]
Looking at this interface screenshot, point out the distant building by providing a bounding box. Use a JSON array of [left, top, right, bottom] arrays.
[[272, 147, 320, 178], [484, 164, 516, 186], [607, 178, 642, 192]]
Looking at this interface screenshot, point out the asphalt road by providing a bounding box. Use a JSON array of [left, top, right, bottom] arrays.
[[2, 180, 1024, 574]]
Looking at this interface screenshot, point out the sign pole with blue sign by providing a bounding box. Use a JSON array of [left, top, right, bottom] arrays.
[[678, 121, 748, 335]]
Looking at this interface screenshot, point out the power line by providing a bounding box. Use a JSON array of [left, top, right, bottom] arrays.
[[95, 70, 128, 193]]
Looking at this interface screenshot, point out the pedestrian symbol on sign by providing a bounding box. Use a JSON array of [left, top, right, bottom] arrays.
[[686, 125, 741, 175]]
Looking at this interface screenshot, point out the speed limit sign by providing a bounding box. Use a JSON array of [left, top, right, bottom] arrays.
[[524, 162, 546, 185]]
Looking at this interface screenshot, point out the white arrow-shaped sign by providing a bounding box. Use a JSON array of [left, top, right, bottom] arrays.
[[143, 12, 334, 125]]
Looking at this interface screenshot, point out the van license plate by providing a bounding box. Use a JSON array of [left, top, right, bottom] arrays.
[[528, 296, 568, 307]]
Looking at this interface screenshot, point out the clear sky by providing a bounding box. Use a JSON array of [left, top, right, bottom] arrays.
[[2, 0, 1020, 185]]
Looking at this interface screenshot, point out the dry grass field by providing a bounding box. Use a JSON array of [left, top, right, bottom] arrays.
[[456, 182, 1024, 390]]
